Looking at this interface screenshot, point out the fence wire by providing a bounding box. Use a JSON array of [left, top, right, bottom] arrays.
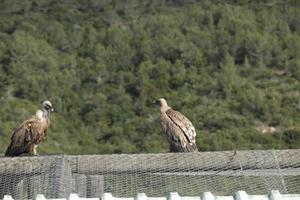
[[0, 150, 299, 199]]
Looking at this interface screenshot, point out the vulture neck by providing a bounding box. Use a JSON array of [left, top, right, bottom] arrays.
[[42, 109, 51, 119], [160, 105, 171, 113]]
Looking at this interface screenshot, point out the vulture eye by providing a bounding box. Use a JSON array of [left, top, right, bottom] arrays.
[[153, 100, 160, 105], [45, 105, 51, 110]]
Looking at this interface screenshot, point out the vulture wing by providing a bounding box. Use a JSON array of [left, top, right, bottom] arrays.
[[5, 116, 42, 156], [165, 109, 198, 152]]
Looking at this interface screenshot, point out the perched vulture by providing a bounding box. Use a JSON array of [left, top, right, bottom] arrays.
[[5, 100, 54, 157], [154, 98, 198, 152]]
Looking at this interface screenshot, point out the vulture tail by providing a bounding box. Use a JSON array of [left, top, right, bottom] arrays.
[[170, 142, 198, 153], [5, 143, 26, 157]]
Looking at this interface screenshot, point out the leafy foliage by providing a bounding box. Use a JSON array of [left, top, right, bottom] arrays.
[[0, 0, 299, 154]]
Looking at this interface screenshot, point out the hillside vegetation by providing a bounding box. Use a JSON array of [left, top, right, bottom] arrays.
[[0, 0, 299, 154]]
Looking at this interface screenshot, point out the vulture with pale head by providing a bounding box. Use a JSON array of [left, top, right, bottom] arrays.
[[5, 100, 54, 157], [154, 98, 198, 152]]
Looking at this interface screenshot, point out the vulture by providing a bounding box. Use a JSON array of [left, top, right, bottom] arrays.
[[154, 98, 198, 152], [5, 100, 54, 157]]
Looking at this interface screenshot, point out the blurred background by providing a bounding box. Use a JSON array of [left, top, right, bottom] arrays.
[[0, 0, 299, 154]]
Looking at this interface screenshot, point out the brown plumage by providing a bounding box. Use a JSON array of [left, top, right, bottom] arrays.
[[5, 100, 54, 157], [154, 98, 198, 152]]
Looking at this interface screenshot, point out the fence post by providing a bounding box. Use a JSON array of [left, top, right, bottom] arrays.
[[49, 155, 72, 198], [87, 175, 104, 197], [3, 195, 14, 200], [269, 190, 281, 200], [68, 193, 81, 200], [72, 173, 87, 197], [235, 191, 250, 200], [36, 194, 47, 200], [102, 193, 114, 200], [168, 192, 180, 200], [135, 193, 147, 200], [202, 192, 215, 200]]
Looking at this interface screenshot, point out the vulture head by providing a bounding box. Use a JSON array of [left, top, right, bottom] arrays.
[[153, 98, 171, 112], [42, 100, 54, 112]]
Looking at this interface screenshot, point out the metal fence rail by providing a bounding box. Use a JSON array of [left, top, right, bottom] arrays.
[[3, 191, 300, 200]]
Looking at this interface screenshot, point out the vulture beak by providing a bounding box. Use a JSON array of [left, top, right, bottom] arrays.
[[51, 108, 54, 112], [153, 100, 159, 105]]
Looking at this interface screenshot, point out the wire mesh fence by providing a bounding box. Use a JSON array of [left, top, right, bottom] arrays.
[[0, 150, 299, 199]]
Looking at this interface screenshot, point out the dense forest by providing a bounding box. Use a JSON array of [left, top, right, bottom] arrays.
[[0, 0, 299, 154]]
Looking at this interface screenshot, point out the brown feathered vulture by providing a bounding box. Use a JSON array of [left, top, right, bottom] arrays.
[[154, 98, 198, 152], [5, 100, 54, 157]]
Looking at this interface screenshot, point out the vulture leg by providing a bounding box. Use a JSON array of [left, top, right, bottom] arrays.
[[27, 144, 36, 155], [34, 145, 38, 155]]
